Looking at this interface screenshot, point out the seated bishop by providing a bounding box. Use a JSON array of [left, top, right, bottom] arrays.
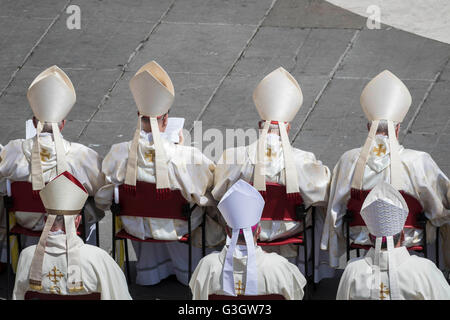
[[13, 171, 131, 300], [95, 61, 223, 286], [190, 179, 306, 300], [0, 66, 105, 263], [212, 67, 332, 282], [321, 70, 450, 270], [337, 182, 450, 300]]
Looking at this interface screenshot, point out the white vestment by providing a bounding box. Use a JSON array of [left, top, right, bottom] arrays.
[[95, 131, 225, 285], [336, 246, 450, 300], [189, 245, 306, 300], [13, 233, 132, 300], [321, 136, 450, 268], [0, 134, 105, 260], [212, 134, 333, 282]]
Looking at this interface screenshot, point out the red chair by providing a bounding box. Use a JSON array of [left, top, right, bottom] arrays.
[[110, 181, 206, 284], [3, 181, 89, 300], [209, 294, 285, 300], [343, 188, 439, 264], [24, 291, 101, 300], [255, 183, 315, 298]]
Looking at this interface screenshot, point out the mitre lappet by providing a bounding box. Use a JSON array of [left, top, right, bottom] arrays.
[[217, 179, 265, 296], [28, 171, 88, 293], [360, 182, 409, 300], [253, 67, 303, 201], [27, 65, 76, 193], [124, 60, 175, 196], [352, 70, 412, 193]]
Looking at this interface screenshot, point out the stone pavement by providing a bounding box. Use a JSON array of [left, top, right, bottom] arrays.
[[0, 0, 449, 300]]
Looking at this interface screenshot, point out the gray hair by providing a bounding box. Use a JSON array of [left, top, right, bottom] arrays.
[[41, 121, 64, 133], [368, 119, 399, 135]]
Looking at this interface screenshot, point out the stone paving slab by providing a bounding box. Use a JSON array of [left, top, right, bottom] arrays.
[[164, 0, 273, 25], [263, 0, 366, 29]]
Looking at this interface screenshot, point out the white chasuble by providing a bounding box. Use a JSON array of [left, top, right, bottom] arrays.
[[212, 134, 332, 282], [321, 139, 450, 269], [189, 245, 306, 300], [94, 131, 223, 286], [13, 234, 132, 300], [336, 246, 450, 300]]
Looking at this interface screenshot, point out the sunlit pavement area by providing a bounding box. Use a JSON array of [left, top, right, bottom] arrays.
[[0, 0, 449, 299]]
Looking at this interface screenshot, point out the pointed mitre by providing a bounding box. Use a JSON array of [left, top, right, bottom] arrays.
[[218, 179, 265, 230], [360, 182, 409, 237], [218, 179, 265, 296], [129, 60, 175, 117], [27, 65, 76, 123], [360, 70, 411, 123], [253, 67, 303, 122], [39, 171, 88, 215]]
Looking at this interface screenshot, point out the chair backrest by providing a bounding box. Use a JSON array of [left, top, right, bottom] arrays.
[[24, 291, 101, 300], [9, 181, 46, 213], [260, 183, 304, 222], [208, 294, 285, 300], [347, 188, 424, 229], [117, 182, 189, 219]]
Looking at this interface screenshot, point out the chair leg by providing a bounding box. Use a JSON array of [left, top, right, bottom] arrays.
[[17, 234, 22, 253], [302, 216, 309, 299], [346, 221, 350, 262], [95, 222, 100, 247], [436, 227, 440, 267], [81, 209, 87, 242], [311, 208, 316, 290], [124, 239, 131, 285], [6, 213, 11, 300], [188, 214, 192, 283], [423, 223, 428, 259], [201, 211, 206, 257]]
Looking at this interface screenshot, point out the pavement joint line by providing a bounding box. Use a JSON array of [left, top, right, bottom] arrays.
[[0, 0, 72, 100], [188, 0, 279, 133], [161, 20, 258, 27], [291, 29, 361, 143], [400, 56, 450, 143], [75, 0, 177, 141], [291, 28, 313, 68], [334, 75, 435, 82]]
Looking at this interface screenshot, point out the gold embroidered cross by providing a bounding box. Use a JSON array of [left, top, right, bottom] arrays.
[[372, 144, 386, 156], [40, 149, 51, 161], [235, 280, 245, 295], [47, 266, 64, 285], [266, 147, 276, 159], [144, 150, 155, 162], [379, 282, 390, 300]]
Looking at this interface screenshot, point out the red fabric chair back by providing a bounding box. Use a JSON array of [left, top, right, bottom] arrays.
[[260, 183, 304, 222], [208, 294, 285, 300], [347, 188, 424, 229], [10, 181, 46, 213], [24, 291, 101, 300], [117, 182, 189, 219]]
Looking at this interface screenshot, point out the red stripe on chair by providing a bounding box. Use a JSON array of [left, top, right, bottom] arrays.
[[117, 182, 189, 219], [10, 181, 46, 213]]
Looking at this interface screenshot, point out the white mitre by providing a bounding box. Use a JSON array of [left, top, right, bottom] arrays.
[[29, 171, 88, 293], [124, 61, 175, 193], [218, 179, 265, 296], [352, 70, 412, 191], [252, 67, 303, 199], [360, 182, 409, 300], [27, 66, 76, 191]]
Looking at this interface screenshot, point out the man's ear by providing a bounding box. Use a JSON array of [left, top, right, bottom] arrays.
[[60, 119, 67, 131], [75, 215, 82, 228]]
